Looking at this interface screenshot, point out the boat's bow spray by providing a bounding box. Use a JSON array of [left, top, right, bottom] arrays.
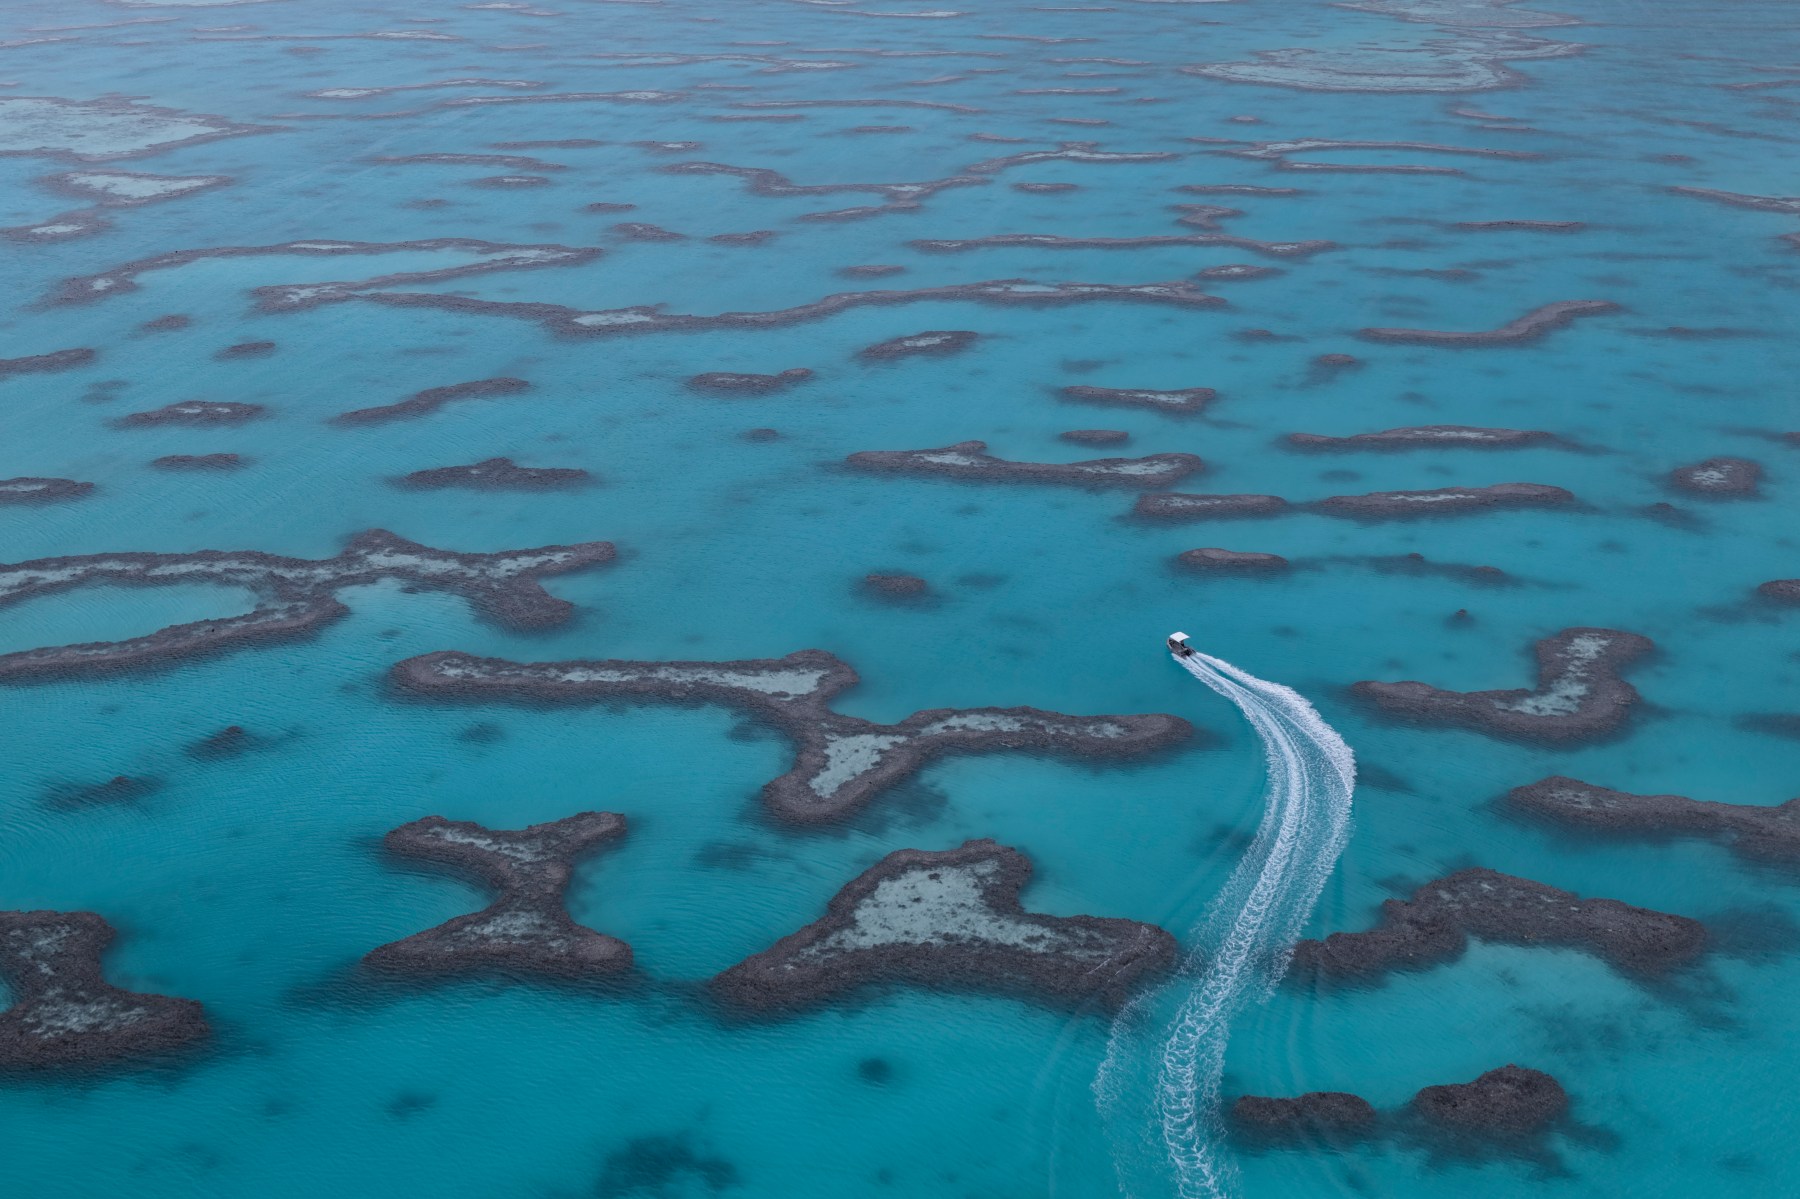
[[1097, 639, 1355, 1199]]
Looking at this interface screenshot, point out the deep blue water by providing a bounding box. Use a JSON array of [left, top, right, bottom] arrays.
[[1, 0, 1797, 1194]]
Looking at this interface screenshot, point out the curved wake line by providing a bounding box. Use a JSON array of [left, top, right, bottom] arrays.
[[1097, 650, 1354, 1199]]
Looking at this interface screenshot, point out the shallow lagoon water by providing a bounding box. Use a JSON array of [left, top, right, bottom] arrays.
[[1, 0, 1797, 1194]]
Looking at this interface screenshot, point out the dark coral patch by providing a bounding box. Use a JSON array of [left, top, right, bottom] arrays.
[[1413, 1066, 1568, 1136], [393, 458, 591, 491], [1288, 426, 1556, 451], [611, 221, 686, 241], [391, 648, 1192, 824], [1291, 868, 1704, 983], [1197, 264, 1280, 281], [1230, 1092, 1378, 1145], [1233, 1065, 1571, 1152], [0, 911, 208, 1069], [63, 238, 600, 311], [848, 440, 1204, 489], [1454, 220, 1586, 233], [1176, 548, 1290, 573], [117, 401, 264, 427], [340, 277, 1227, 336], [332, 377, 530, 426], [0, 531, 615, 682], [1358, 300, 1619, 347], [0, 347, 97, 378], [1060, 429, 1130, 446], [1137, 493, 1288, 520], [862, 573, 931, 602], [365, 812, 632, 980], [1313, 482, 1575, 518], [152, 454, 247, 471], [1352, 627, 1652, 742], [469, 174, 556, 188], [214, 340, 276, 360], [1061, 384, 1214, 415], [1668, 456, 1761, 496], [856, 330, 980, 360], [687, 368, 813, 395], [711, 840, 1175, 1011], [377, 153, 566, 171], [0, 478, 94, 504], [1507, 775, 1800, 865], [1309, 352, 1361, 376]]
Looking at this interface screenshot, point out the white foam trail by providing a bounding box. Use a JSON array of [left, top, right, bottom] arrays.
[[1097, 649, 1354, 1199]]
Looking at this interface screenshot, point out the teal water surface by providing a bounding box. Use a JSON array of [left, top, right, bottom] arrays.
[[1, 0, 1797, 1195]]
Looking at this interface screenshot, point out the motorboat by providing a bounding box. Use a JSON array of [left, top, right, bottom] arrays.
[[1167, 631, 1195, 657]]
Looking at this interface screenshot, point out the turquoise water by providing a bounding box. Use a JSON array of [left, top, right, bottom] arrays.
[[1, 0, 1796, 1194]]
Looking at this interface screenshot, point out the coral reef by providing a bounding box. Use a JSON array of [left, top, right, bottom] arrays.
[[116, 400, 264, 427], [0, 347, 97, 378], [332, 377, 531, 425], [1358, 300, 1618, 346], [856, 330, 980, 360], [1230, 1092, 1379, 1143], [1233, 1065, 1570, 1147], [1313, 482, 1575, 518], [365, 813, 632, 979], [861, 573, 931, 601], [684, 367, 813, 394], [1060, 384, 1215, 415], [391, 648, 1191, 823], [0, 95, 278, 161], [1668, 456, 1761, 496], [49, 238, 599, 308], [1413, 1065, 1568, 1135], [711, 840, 1175, 1010], [151, 454, 246, 471], [1351, 627, 1652, 741], [0, 478, 94, 504], [1184, 35, 1583, 94], [1506, 775, 1800, 864], [0, 911, 208, 1068], [1291, 867, 1703, 981], [1135, 493, 1290, 519], [393, 458, 590, 491], [847, 440, 1204, 488], [0, 531, 615, 682], [1175, 548, 1290, 573], [347, 278, 1227, 337], [1287, 426, 1557, 451]]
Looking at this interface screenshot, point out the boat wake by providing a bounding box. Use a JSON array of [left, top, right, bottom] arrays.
[[1096, 648, 1355, 1199]]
